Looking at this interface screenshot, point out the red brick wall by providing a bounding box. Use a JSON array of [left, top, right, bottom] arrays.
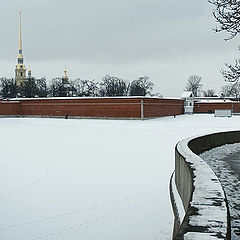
[[194, 102, 240, 113], [0, 97, 185, 119], [144, 98, 184, 117], [0, 101, 21, 115], [19, 98, 141, 118]]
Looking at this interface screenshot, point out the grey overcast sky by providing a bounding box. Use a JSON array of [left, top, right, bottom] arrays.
[[0, 0, 239, 96]]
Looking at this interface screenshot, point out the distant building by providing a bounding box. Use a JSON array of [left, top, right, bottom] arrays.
[[60, 68, 75, 97], [62, 69, 69, 85], [181, 91, 194, 114]]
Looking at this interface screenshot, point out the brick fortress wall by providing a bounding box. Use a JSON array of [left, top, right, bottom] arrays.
[[194, 102, 240, 113], [0, 97, 184, 119], [143, 98, 184, 117]]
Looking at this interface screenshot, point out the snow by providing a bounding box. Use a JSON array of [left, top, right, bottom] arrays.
[[180, 91, 193, 98], [200, 143, 240, 239], [177, 137, 228, 237], [195, 99, 234, 103], [184, 232, 220, 239], [6, 96, 163, 101], [172, 173, 185, 223], [0, 114, 240, 240]]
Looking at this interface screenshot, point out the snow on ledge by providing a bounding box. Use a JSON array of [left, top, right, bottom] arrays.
[[176, 135, 228, 239], [5, 96, 164, 101], [184, 232, 222, 239]]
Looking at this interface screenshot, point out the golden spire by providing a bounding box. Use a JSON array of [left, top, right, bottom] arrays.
[[19, 11, 23, 51], [17, 11, 24, 61], [15, 11, 26, 87]]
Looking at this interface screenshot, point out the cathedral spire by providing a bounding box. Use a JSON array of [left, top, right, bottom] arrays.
[[19, 11, 23, 51], [15, 11, 27, 87], [17, 11, 24, 64]]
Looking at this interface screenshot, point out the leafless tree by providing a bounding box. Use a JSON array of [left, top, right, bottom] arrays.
[[48, 77, 62, 97], [210, 0, 240, 83], [185, 75, 202, 97], [221, 59, 240, 82], [203, 89, 215, 97], [35, 77, 47, 97], [0, 78, 16, 98], [209, 0, 240, 40], [71, 79, 99, 97], [221, 83, 240, 98], [100, 75, 129, 96], [129, 76, 154, 96], [221, 85, 232, 97]]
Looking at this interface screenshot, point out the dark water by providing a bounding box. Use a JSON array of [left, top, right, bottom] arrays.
[[226, 152, 240, 179]]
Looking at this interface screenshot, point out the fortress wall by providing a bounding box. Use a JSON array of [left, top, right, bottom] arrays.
[[194, 102, 240, 113], [143, 98, 184, 118], [0, 101, 21, 116], [19, 98, 141, 119], [0, 97, 184, 119]]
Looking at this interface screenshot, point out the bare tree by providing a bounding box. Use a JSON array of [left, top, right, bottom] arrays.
[[221, 59, 240, 82], [18, 77, 37, 98], [221, 85, 232, 97], [48, 77, 62, 97], [100, 75, 129, 97], [209, 0, 240, 40], [35, 77, 47, 97], [221, 83, 240, 98], [0, 78, 16, 98], [129, 76, 154, 96], [71, 79, 99, 97], [203, 89, 215, 97], [48, 77, 75, 97], [185, 75, 202, 97], [210, 0, 240, 83]]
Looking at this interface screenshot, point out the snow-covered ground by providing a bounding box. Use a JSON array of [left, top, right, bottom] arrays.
[[0, 114, 240, 240]]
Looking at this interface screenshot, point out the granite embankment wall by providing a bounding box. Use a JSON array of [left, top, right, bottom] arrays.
[[194, 102, 240, 113], [0, 97, 184, 119], [173, 131, 240, 239]]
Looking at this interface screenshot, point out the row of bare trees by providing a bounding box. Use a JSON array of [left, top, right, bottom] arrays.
[[184, 74, 240, 98], [0, 77, 47, 98], [185, 75, 216, 97], [0, 75, 154, 99]]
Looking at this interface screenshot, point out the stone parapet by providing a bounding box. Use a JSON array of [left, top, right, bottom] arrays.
[[173, 130, 240, 239]]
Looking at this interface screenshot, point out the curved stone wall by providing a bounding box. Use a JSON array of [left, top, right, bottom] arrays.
[[173, 130, 240, 239]]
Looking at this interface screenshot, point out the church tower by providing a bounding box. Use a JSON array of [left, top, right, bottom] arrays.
[[15, 12, 27, 87], [62, 68, 69, 84]]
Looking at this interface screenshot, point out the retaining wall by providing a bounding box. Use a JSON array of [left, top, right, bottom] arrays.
[[0, 97, 184, 119], [173, 131, 240, 239]]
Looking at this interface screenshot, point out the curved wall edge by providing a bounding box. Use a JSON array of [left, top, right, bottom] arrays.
[[173, 130, 240, 239]]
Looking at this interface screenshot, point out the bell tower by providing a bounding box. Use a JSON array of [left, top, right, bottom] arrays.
[[62, 68, 69, 84], [15, 11, 27, 87]]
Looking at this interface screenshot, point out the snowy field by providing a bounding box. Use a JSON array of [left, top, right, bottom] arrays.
[[0, 114, 240, 240]]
